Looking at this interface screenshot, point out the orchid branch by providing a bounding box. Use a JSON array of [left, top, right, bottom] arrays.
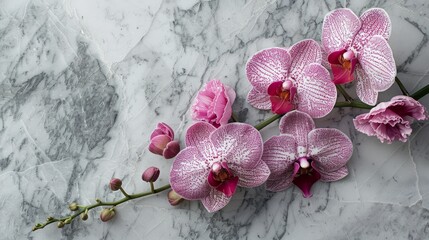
[[395, 77, 410, 96], [336, 85, 353, 102], [411, 83, 429, 100], [334, 101, 373, 109], [254, 114, 282, 130]]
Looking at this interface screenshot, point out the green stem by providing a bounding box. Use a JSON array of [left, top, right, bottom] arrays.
[[334, 101, 373, 109], [119, 187, 131, 198], [253, 114, 282, 130], [395, 77, 410, 96], [411, 84, 429, 100], [32, 184, 171, 231], [336, 85, 353, 102], [150, 182, 155, 193], [230, 112, 239, 122]]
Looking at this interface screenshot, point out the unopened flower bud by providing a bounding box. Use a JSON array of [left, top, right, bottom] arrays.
[[47, 216, 54, 221], [100, 208, 115, 222], [69, 202, 79, 211], [80, 213, 88, 221], [142, 167, 160, 182], [57, 221, 65, 228], [168, 190, 184, 206], [109, 178, 122, 191]]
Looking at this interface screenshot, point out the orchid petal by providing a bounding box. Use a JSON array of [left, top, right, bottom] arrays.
[[262, 135, 297, 180], [293, 165, 321, 198], [210, 123, 263, 169], [149, 135, 171, 155], [296, 63, 337, 118], [308, 128, 353, 173], [246, 47, 291, 92], [170, 146, 211, 200], [247, 88, 271, 110], [185, 121, 217, 159], [235, 160, 270, 188], [322, 8, 361, 53], [163, 140, 180, 159], [270, 96, 294, 114], [355, 64, 378, 105], [201, 189, 232, 213], [315, 164, 349, 182], [150, 122, 174, 139], [279, 111, 315, 148], [289, 39, 322, 80], [216, 176, 239, 197], [352, 8, 392, 51], [359, 35, 396, 92]]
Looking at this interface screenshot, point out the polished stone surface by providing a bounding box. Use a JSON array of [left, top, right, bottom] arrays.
[[1, 0, 429, 239]]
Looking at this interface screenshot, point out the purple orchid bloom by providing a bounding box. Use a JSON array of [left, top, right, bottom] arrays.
[[322, 8, 396, 105], [170, 122, 270, 212], [262, 111, 353, 197], [246, 39, 337, 118]]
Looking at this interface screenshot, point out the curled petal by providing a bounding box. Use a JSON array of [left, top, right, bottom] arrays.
[[355, 64, 378, 105], [201, 189, 232, 213], [210, 123, 263, 169], [149, 135, 172, 155], [170, 147, 210, 200], [322, 8, 361, 53], [185, 122, 217, 158], [262, 135, 297, 180], [308, 128, 353, 173], [246, 47, 291, 92], [390, 96, 428, 120], [352, 8, 392, 51], [235, 160, 270, 188], [315, 164, 349, 182], [247, 88, 271, 110], [289, 39, 322, 80], [359, 36, 396, 92], [163, 140, 181, 159], [296, 63, 337, 118], [279, 111, 315, 149], [151, 122, 174, 140]]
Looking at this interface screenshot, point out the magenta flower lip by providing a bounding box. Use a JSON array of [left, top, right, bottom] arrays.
[[262, 111, 353, 197], [246, 39, 337, 118], [322, 8, 396, 105], [169, 122, 270, 212]]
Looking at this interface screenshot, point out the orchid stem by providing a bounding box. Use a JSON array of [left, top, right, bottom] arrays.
[[150, 182, 155, 193], [119, 187, 131, 198], [336, 85, 353, 102], [395, 77, 410, 96], [254, 114, 282, 130], [32, 184, 171, 231], [334, 101, 373, 109], [411, 83, 429, 100]]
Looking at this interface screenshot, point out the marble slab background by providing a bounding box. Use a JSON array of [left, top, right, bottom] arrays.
[[1, 0, 429, 239]]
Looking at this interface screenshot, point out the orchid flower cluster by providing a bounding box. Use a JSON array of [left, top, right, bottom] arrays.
[[33, 8, 429, 231]]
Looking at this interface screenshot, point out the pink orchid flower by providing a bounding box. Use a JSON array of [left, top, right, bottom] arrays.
[[262, 111, 353, 197], [354, 95, 428, 143], [322, 8, 396, 105], [170, 122, 270, 212], [246, 39, 337, 118], [191, 79, 236, 128]]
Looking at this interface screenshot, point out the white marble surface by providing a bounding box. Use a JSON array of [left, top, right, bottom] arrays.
[[1, 0, 429, 239]]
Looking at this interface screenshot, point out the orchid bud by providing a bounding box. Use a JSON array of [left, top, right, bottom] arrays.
[[100, 208, 116, 222], [80, 213, 88, 221], [142, 167, 160, 182], [149, 123, 181, 159], [68, 202, 78, 211], [57, 221, 65, 228], [167, 190, 184, 206], [109, 178, 122, 191]]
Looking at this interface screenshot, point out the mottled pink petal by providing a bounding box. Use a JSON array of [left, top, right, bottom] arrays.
[[246, 48, 291, 92], [185, 121, 217, 159], [216, 176, 239, 197], [322, 8, 361, 53], [262, 135, 297, 180], [355, 64, 378, 105], [234, 160, 270, 188], [149, 135, 171, 155], [391, 96, 429, 120], [308, 128, 353, 173], [296, 63, 337, 118], [247, 88, 271, 110], [289, 39, 322, 80], [293, 163, 321, 198], [170, 147, 211, 200], [314, 164, 349, 182], [279, 111, 315, 149], [163, 140, 180, 159], [352, 8, 392, 51], [201, 189, 232, 213], [359, 35, 396, 92], [210, 123, 263, 169]]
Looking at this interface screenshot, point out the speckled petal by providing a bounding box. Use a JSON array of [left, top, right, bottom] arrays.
[[279, 111, 315, 149], [210, 123, 263, 169], [322, 8, 361, 53], [262, 135, 297, 180], [235, 160, 270, 188], [356, 64, 378, 105], [246, 47, 291, 92], [247, 87, 271, 110], [352, 8, 392, 51], [315, 165, 349, 182], [185, 121, 217, 159], [201, 188, 232, 213], [308, 128, 353, 173], [296, 63, 337, 118], [289, 39, 322, 80], [359, 35, 396, 92], [170, 146, 210, 200]]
